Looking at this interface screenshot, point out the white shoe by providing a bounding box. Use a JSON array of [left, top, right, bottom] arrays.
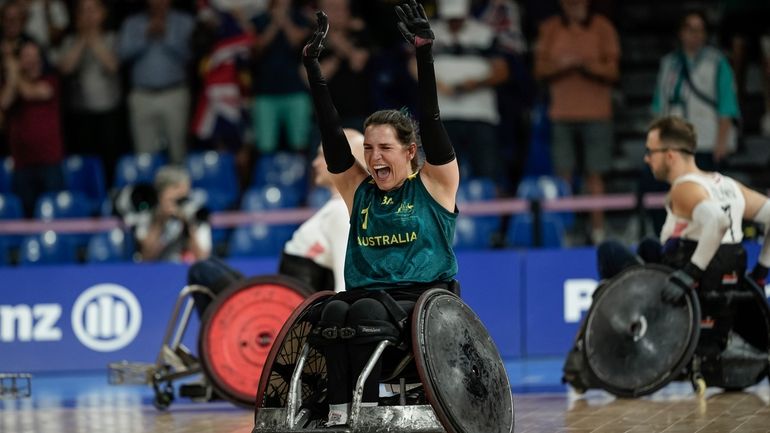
[[325, 403, 349, 427]]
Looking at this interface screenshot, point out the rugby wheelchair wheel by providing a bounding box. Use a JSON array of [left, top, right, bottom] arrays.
[[198, 275, 314, 408], [583, 264, 701, 398], [412, 289, 514, 433], [254, 291, 334, 417]]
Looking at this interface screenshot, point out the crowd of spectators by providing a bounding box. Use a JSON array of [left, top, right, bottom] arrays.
[[0, 0, 768, 264]]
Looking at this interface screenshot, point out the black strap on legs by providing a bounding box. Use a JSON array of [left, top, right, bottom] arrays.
[[371, 290, 409, 332]]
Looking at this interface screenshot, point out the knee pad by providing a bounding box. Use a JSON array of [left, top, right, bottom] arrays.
[[347, 298, 401, 346], [309, 300, 352, 347]]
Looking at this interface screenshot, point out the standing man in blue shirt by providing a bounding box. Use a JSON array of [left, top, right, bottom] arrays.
[[119, 0, 194, 164]]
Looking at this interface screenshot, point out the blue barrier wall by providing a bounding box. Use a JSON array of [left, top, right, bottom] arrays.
[[0, 244, 766, 372]]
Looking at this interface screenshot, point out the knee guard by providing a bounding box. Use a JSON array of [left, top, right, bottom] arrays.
[[347, 298, 401, 346], [309, 300, 353, 347]]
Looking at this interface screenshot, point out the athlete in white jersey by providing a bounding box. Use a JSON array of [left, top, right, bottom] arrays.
[[595, 115, 770, 299], [643, 116, 770, 302]]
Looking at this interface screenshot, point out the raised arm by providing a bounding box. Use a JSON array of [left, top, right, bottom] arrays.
[[394, 0, 459, 212], [302, 11, 367, 213]]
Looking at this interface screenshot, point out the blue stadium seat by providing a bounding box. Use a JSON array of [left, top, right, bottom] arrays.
[[86, 229, 133, 263], [34, 190, 96, 249], [186, 151, 239, 210], [0, 156, 13, 193], [114, 152, 167, 189], [63, 155, 107, 207], [230, 185, 302, 257], [453, 215, 499, 250], [19, 231, 78, 265], [457, 177, 497, 202], [0, 192, 24, 257], [307, 187, 332, 209], [241, 185, 302, 211], [516, 175, 575, 229], [454, 177, 500, 250], [251, 152, 308, 198], [507, 214, 565, 248]]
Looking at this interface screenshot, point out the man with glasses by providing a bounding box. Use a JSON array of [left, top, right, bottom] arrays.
[[597, 115, 769, 300]]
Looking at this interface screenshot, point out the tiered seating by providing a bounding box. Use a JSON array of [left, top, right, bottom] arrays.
[[228, 185, 302, 257], [114, 152, 167, 189], [19, 231, 78, 265], [0, 156, 13, 193], [86, 229, 134, 263], [63, 155, 107, 212], [251, 152, 308, 201], [34, 190, 95, 250], [453, 177, 500, 250], [508, 175, 571, 248], [0, 192, 23, 264]]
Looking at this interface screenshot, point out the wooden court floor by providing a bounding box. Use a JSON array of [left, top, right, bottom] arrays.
[[1, 380, 769, 433]]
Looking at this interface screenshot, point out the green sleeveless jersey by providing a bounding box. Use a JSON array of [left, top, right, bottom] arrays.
[[345, 172, 458, 290]]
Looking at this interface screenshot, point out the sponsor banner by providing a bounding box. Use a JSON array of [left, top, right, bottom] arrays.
[[522, 247, 598, 358], [0, 243, 764, 372], [456, 250, 523, 359], [0, 259, 278, 373]]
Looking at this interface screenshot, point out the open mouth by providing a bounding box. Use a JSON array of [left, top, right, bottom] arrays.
[[374, 166, 391, 181]]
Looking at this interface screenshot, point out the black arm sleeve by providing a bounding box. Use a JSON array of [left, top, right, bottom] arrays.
[[303, 58, 355, 174], [415, 45, 455, 166]]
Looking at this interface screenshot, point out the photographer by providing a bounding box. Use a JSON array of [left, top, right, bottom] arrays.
[[134, 165, 212, 263]]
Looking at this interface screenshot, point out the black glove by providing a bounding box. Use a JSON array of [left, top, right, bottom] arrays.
[[749, 263, 768, 287], [661, 262, 703, 306], [302, 11, 329, 62], [394, 0, 434, 47]]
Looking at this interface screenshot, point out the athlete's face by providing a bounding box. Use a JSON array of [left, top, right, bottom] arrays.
[[644, 129, 671, 181], [364, 124, 416, 192]]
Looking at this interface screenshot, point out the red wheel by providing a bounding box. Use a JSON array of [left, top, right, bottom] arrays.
[[255, 291, 334, 416], [199, 275, 313, 407]]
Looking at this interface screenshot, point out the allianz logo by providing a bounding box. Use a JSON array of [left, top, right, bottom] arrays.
[[0, 284, 141, 351], [563, 279, 770, 324]]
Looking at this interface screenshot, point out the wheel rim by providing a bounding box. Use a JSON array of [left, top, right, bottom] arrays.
[[200, 276, 311, 406]]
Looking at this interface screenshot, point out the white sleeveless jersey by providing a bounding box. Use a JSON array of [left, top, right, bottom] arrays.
[[660, 172, 745, 244], [283, 196, 349, 292]]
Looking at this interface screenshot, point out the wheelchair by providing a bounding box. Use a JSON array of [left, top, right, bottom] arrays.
[[563, 264, 770, 398], [252, 288, 515, 433], [108, 274, 313, 410]]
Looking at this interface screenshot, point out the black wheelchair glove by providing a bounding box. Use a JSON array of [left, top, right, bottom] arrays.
[[394, 0, 434, 47], [749, 263, 768, 287], [661, 262, 703, 306], [302, 11, 329, 63]]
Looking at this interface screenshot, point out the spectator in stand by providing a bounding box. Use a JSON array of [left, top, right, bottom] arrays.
[[416, 0, 508, 189], [190, 1, 255, 186], [249, 0, 312, 155], [652, 10, 740, 172], [533, 0, 619, 244], [58, 0, 122, 184], [477, 0, 534, 195], [133, 165, 212, 263], [118, 0, 195, 164], [311, 0, 372, 130], [18, 0, 69, 50], [0, 1, 32, 67], [0, 39, 65, 217]]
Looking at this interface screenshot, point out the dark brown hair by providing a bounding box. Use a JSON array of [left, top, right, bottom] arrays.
[[363, 109, 424, 171], [647, 116, 697, 154]]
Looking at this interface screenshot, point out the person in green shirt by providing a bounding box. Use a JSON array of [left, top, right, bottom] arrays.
[[302, 0, 460, 426]]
